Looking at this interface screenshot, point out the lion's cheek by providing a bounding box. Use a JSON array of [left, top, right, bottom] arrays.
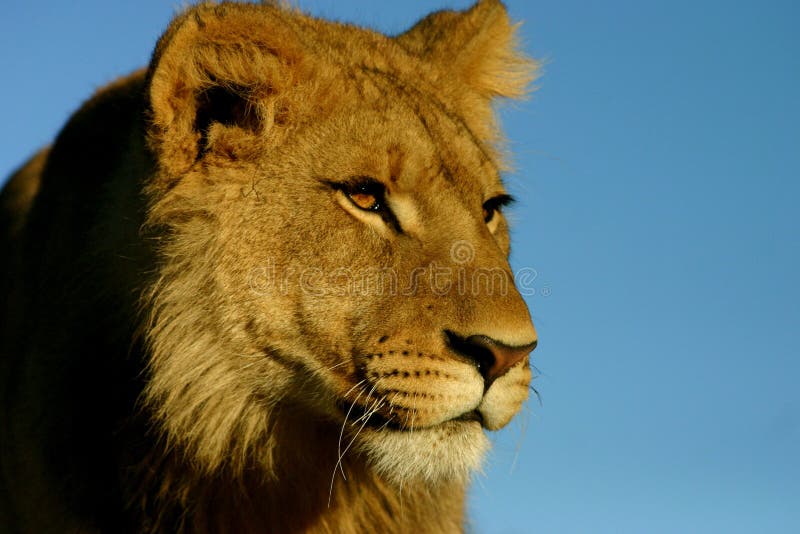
[[478, 364, 531, 431]]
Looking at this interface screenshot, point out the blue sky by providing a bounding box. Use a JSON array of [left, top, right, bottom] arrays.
[[2, 1, 798, 532]]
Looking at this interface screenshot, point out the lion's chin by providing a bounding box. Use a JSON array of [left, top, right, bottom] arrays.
[[354, 420, 489, 486]]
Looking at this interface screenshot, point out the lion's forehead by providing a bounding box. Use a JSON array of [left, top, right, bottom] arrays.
[[308, 74, 504, 201]]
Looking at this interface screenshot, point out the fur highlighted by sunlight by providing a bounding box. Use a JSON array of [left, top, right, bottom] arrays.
[[0, 1, 539, 532]]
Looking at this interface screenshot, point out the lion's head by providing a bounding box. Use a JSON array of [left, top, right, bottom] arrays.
[[141, 0, 538, 488]]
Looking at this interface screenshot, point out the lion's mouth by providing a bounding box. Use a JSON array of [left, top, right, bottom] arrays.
[[338, 401, 483, 432], [453, 409, 483, 425]]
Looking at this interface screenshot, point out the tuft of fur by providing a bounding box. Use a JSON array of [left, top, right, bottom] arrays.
[[356, 423, 490, 487], [0, 2, 539, 533]]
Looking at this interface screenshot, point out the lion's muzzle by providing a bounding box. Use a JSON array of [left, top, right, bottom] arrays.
[[444, 330, 537, 387]]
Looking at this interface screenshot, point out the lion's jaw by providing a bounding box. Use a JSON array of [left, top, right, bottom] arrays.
[[356, 422, 489, 485], [347, 370, 533, 486]]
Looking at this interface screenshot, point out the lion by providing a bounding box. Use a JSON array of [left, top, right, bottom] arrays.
[[0, 1, 539, 532]]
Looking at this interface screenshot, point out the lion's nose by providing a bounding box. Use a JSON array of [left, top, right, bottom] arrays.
[[445, 331, 537, 386]]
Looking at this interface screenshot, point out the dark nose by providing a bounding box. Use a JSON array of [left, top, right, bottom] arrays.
[[445, 331, 537, 386]]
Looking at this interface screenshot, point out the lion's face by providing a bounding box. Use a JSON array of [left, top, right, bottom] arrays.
[[143, 2, 537, 486], [240, 100, 537, 483]]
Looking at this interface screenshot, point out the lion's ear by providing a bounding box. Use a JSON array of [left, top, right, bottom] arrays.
[[396, 0, 536, 100], [146, 4, 309, 176]]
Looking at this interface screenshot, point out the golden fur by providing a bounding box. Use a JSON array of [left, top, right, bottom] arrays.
[[0, 2, 538, 532]]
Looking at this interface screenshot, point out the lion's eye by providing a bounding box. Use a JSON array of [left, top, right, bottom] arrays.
[[342, 179, 385, 212], [327, 177, 403, 233], [348, 188, 381, 211], [482, 194, 515, 224]]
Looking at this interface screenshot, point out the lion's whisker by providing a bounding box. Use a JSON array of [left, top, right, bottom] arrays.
[[349, 388, 381, 428], [333, 381, 376, 481], [338, 399, 386, 468], [340, 394, 385, 461], [338, 382, 369, 478], [325, 360, 351, 372], [333, 385, 383, 483], [340, 379, 367, 403], [510, 402, 531, 475], [529, 384, 542, 406], [409, 393, 418, 435], [328, 379, 367, 506]]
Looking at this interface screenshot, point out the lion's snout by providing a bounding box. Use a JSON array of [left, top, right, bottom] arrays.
[[346, 322, 536, 433], [444, 330, 537, 387]]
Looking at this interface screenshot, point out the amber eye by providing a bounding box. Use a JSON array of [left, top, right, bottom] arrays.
[[342, 180, 385, 212], [348, 189, 380, 211], [482, 194, 515, 224]]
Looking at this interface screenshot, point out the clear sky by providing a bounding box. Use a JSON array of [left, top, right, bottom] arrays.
[[2, 1, 798, 533]]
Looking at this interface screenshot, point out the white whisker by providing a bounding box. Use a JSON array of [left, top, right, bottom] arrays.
[[328, 379, 366, 506], [325, 360, 351, 372], [409, 392, 418, 434], [337, 383, 381, 463], [510, 402, 530, 475]]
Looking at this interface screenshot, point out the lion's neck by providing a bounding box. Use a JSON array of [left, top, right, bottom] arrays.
[[139, 415, 467, 533]]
